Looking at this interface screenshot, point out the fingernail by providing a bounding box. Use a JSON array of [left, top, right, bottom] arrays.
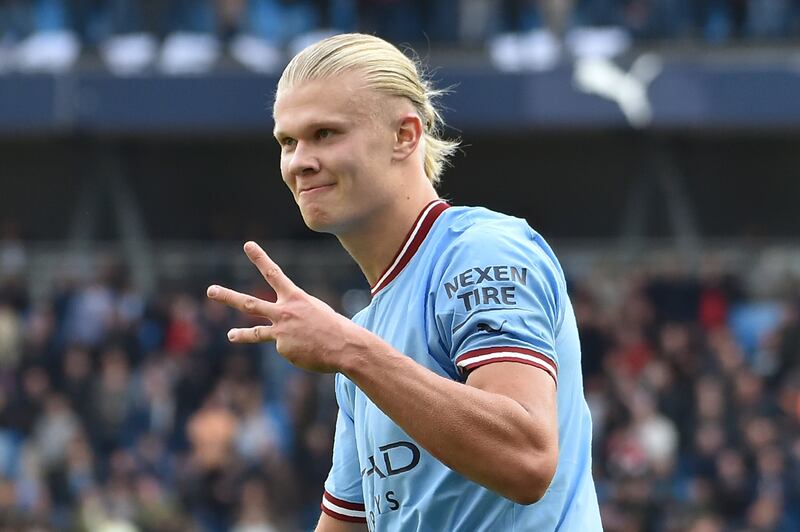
[[227, 330, 236, 341], [207, 286, 218, 297]]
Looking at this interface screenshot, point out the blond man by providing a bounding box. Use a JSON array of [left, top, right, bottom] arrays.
[[208, 33, 601, 531]]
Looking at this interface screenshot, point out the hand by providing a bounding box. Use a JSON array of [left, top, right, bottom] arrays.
[[207, 241, 366, 373]]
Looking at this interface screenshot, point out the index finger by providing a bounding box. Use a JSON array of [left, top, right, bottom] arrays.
[[243, 241, 297, 295]]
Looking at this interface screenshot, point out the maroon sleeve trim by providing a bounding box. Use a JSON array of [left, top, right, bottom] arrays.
[[320, 491, 367, 523], [455, 346, 558, 386]]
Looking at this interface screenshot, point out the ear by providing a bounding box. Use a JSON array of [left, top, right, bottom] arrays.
[[392, 114, 424, 162]]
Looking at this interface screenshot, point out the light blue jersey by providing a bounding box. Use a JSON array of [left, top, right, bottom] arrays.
[[321, 200, 602, 531]]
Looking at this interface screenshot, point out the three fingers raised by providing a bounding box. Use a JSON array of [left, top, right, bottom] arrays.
[[207, 242, 293, 344]]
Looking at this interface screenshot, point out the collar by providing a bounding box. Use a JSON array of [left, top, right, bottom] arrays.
[[370, 199, 450, 297]]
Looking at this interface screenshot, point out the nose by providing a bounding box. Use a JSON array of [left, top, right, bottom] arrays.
[[287, 141, 320, 178]]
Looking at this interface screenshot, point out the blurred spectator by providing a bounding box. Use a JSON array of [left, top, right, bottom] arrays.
[[33, 393, 81, 482], [629, 387, 679, 475], [59, 345, 94, 425], [126, 355, 177, 442], [0, 303, 21, 371], [62, 280, 115, 348], [0, 221, 26, 279], [232, 476, 280, 532], [182, 389, 240, 531], [90, 347, 134, 457]]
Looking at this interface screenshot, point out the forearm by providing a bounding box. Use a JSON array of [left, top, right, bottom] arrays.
[[340, 332, 557, 504]]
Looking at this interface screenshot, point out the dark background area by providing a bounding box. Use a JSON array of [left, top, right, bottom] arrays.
[[3, 132, 799, 241]]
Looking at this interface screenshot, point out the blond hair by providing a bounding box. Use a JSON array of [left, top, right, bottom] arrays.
[[276, 33, 459, 186]]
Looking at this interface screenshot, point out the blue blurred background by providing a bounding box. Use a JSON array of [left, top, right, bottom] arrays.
[[2, 1, 800, 531]]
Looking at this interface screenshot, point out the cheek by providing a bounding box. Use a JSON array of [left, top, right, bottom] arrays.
[[280, 159, 295, 191], [346, 135, 387, 176]]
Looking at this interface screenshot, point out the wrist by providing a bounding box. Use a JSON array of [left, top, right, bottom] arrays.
[[337, 325, 387, 378]]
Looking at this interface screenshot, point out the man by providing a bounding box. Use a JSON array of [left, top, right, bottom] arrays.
[[207, 33, 602, 531]]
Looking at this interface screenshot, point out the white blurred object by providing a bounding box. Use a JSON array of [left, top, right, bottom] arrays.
[[93, 521, 139, 532], [158, 32, 220, 75], [288, 29, 339, 59], [518, 29, 561, 71], [635, 414, 678, 468], [566, 26, 632, 59], [101, 33, 158, 76], [489, 30, 561, 72], [15, 31, 81, 73], [488, 33, 524, 72], [573, 53, 662, 127], [230, 34, 282, 74]]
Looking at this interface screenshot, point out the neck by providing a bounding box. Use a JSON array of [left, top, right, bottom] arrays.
[[337, 188, 439, 287]]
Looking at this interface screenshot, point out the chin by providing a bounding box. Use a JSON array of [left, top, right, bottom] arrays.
[[300, 208, 337, 234], [303, 218, 334, 234], [301, 209, 356, 236]]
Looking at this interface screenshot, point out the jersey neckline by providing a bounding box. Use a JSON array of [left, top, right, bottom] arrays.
[[370, 199, 450, 297]]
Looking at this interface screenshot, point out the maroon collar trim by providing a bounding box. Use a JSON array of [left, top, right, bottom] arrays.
[[370, 199, 450, 297]]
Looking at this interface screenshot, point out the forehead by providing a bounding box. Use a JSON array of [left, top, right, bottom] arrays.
[[273, 71, 379, 135]]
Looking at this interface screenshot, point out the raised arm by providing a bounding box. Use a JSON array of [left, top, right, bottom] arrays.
[[208, 242, 559, 504]]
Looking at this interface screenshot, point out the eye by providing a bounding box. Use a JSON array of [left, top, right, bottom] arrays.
[[317, 128, 335, 140], [280, 137, 296, 148]]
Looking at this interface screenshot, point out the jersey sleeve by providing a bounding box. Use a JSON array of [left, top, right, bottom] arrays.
[[432, 221, 563, 385], [321, 375, 367, 523]]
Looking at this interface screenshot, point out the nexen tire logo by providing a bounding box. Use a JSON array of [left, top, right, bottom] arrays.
[[361, 441, 421, 479]]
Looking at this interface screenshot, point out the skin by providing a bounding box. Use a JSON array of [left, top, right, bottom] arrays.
[[207, 70, 558, 532]]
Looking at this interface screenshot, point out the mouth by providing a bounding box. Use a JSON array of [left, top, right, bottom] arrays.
[[298, 184, 335, 197]]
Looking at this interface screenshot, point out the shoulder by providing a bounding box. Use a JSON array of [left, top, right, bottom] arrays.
[[436, 205, 565, 289], [441, 205, 529, 238]]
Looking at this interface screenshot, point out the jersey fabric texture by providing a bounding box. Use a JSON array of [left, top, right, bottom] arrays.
[[321, 200, 602, 531]]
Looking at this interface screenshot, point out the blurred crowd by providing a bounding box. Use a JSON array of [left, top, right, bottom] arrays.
[[1, 232, 800, 531], [579, 262, 800, 532], [1, 0, 799, 74], [0, 241, 342, 531]]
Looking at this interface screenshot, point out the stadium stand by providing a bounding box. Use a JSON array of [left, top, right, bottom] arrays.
[[2, 0, 800, 75], [0, 238, 799, 530]]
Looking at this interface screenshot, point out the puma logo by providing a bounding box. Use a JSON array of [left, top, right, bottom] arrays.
[[477, 320, 507, 334], [573, 54, 662, 128]]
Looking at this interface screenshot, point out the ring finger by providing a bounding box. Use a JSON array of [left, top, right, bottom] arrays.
[[227, 326, 275, 343]]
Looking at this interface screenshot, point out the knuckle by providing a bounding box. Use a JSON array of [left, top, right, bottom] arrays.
[[244, 297, 257, 311], [266, 266, 281, 279], [285, 290, 302, 303]]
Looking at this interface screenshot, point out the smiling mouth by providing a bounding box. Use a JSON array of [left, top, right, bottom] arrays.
[[299, 184, 335, 196]]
